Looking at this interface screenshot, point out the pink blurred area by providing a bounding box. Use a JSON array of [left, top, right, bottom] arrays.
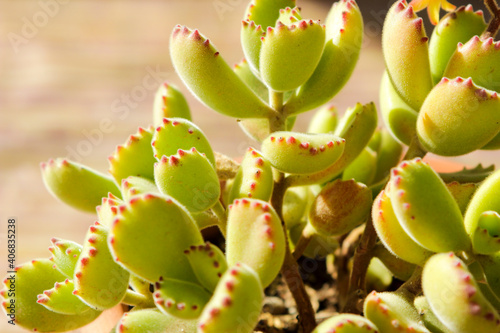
[[0, 1, 498, 332]]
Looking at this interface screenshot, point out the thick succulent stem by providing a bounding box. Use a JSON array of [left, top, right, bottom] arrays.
[[272, 174, 317, 333], [343, 135, 429, 313], [396, 266, 423, 297], [343, 216, 378, 314], [121, 289, 155, 308], [403, 135, 428, 161], [335, 227, 364, 308], [269, 90, 287, 133], [483, 0, 500, 38], [292, 230, 312, 260]]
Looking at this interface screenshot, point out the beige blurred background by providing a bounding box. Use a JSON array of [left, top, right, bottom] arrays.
[[0, 0, 498, 332]]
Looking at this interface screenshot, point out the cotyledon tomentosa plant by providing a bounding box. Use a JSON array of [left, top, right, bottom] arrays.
[[2, 0, 500, 332]]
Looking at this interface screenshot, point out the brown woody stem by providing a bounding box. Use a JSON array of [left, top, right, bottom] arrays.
[[272, 175, 317, 333], [343, 136, 428, 313], [292, 224, 314, 260], [342, 216, 378, 313], [483, 0, 500, 38]]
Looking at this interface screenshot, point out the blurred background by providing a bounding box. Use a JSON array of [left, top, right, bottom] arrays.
[[0, 0, 498, 332]]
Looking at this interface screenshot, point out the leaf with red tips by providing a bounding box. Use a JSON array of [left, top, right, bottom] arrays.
[[41, 158, 121, 212], [383, 0, 433, 111], [423, 252, 500, 332], [364, 289, 430, 333], [96, 193, 124, 228], [154, 148, 220, 213], [277, 6, 302, 26], [197, 263, 263, 333], [388, 158, 470, 253], [312, 313, 378, 333], [152, 117, 215, 166], [261, 131, 345, 174], [170, 26, 273, 119], [309, 179, 372, 236], [244, 0, 295, 29], [74, 223, 129, 310], [0, 259, 101, 332], [226, 198, 285, 287], [241, 20, 265, 75], [154, 278, 211, 320], [259, 19, 325, 92], [120, 176, 159, 202], [109, 193, 203, 283], [372, 188, 434, 265], [416, 77, 500, 156], [116, 308, 197, 333], [153, 82, 191, 127], [287, 102, 377, 186], [229, 148, 273, 203], [429, 6, 486, 84], [38, 279, 93, 315], [444, 35, 500, 93], [285, 0, 363, 115], [49, 238, 83, 278], [108, 126, 157, 183], [184, 242, 227, 293]]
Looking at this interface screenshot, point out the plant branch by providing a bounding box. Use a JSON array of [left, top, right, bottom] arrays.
[[272, 174, 317, 333], [403, 135, 427, 161], [292, 224, 314, 260], [335, 226, 364, 308], [269, 90, 287, 133], [342, 216, 378, 314], [483, 0, 500, 38], [396, 266, 423, 297]]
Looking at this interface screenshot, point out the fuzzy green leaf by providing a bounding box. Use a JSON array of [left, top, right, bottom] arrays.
[[41, 158, 121, 213], [226, 199, 285, 287], [388, 158, 470, 252], [429, 6, 487, 83], [74, 222, 130, 310], [108, 126, 157, 182], [152, 118, 215, 166], [197, 263, 263, 333], [383, 0, 433, 110], [285, 0, 363, 114], [154, 148, 220, 212], [423, 252, 500, 333], [1, 259, 101, 332], [153, 82, 191, 127], [108, 193, 203, 283], [417, 77, 500, 156], [259, 20, 325, 92], [170, 26, 274, 119], [261, 131, 345, 174]]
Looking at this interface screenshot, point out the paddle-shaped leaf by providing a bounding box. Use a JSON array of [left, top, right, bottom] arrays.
[[41, 158, 121, 212]]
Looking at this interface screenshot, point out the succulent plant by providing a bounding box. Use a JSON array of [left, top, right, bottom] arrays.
[[3, 0, 500, 332]]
